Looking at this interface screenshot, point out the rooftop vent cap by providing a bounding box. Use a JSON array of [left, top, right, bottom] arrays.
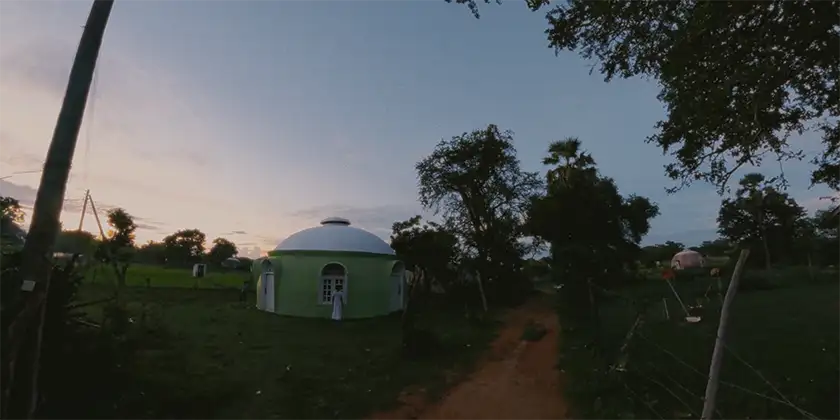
[[320, 217, 351, 226]]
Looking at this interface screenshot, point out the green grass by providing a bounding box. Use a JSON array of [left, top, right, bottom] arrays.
[[76, 267, 499, 419], [84, 263, 247, 289], [558, 267, 840, 419]]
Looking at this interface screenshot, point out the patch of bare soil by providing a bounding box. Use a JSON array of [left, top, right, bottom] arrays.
[[370, 293, 567, 420]]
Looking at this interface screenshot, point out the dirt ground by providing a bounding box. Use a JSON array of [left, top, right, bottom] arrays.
[[370, 292, 567, 420]]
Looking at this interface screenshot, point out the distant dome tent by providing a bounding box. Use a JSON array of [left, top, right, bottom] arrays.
[[671, 250, 705, 270], [252, 217, 406, 319]]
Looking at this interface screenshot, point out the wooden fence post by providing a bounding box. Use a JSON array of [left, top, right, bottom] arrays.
[[701, 249, 750, 419]]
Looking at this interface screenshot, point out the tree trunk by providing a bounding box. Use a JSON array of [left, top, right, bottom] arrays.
[[761, 235, 772, 270], [3, 2, 115, 418], [701, 249, 750, 420], [807, 252, 814, 281], [475, 271, 489, 313]]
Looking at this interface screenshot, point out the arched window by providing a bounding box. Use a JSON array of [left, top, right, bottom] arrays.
[[320, 263, 346, 304]]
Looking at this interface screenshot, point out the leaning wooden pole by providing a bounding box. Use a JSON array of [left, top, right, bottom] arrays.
[[3, 2, 115, 418], [700, 249, 750, 420]]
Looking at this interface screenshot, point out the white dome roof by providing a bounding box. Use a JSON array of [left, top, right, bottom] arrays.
[[274, 217, 395, 255]]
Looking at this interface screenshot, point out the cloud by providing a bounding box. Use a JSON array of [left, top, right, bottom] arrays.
[[286, 203, 423, 239], [0, 180, 38, 207], [0, 179, 165, 231], [222, 230, 248, 236], [0, 38, 77, 98], [135, 222, 163, 232]]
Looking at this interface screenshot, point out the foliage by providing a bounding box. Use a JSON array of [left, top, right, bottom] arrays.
[[206, 237, 238, 267], [162, 229, 207, 267], [53, 230, 98, 255], [105, 208, 137, 249], [84, 263, 245, 289], [563, 276, 839, 419], [451, 0, 839, 192], [639, 241, 684, 268], [136, 241, 167, 265], [0, 196, 24, 224], [527, 138, 659, 324], [390, 215, 459, 295], [0, 196, 26, 250], [72, 285, 499, 419], [693, 238, 735, 258], [717, 173, 806, 268], [36, 261, 138, 418], [416, 124, 542, 304]]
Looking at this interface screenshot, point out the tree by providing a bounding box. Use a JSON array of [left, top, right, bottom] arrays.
[[94, 208, 138, 287], [390, 216, 460, 296], [640, 241, 685, 268], [696, 239, 733, 257], [717, 173, 806, 269], [135, 241, 167, 265], [207, 237, 238, 266], [53, 230, 97, 255], [105, 208, 136, 250], [0, 196, 26, 249], [162, 229, 206, 267], [527, 138, 659, 323], [0, 196, 24, 224], [451, 0, 839, 191], [416, 124, 543, 305]]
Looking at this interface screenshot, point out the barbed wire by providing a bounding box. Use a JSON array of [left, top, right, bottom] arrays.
[[582, 279, 822, 420]]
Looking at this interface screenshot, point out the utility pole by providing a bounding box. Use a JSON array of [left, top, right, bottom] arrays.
[[3, 1, 115, 418]]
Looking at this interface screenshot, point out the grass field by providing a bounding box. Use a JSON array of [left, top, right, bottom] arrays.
[[84, 263, 247, 289], [76, 271, 499, 419], [559, 266, 839, 419]]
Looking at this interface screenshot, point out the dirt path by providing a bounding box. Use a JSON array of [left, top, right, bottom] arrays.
[[371, 292, 567, 420]]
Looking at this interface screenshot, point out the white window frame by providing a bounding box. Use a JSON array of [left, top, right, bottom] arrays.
[[319, 262, 347, 305]]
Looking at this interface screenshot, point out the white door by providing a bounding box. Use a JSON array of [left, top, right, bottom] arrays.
[[263, 272, 275, 312], [390, 274, 403, 311]]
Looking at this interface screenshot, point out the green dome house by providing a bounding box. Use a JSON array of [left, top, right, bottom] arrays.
[[252, 217, 406, 319]]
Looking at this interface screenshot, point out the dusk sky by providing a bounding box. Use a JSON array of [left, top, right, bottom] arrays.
[[1, 0, 835, 258]]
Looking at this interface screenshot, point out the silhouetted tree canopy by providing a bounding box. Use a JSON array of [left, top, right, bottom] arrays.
[[450, 0, 839, 191]]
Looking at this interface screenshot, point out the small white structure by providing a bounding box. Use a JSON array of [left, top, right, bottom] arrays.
[[671, 250, 705, 270], [192, 263, 207, 278]]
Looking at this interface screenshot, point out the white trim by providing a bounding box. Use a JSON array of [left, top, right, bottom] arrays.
[[389, 261, 406, 312], [319, 262, 348, 305]]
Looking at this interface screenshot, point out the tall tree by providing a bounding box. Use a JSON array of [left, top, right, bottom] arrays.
[[97, 208, 137, 284], [416, 124, 542, 304], [527, 138, 659, 322], [0, 196, 26, 249], [162, 229, 206, 267], [135, 240, 167, 265], [105, 208, 136, 250], [53, 230, 97, 255], [390, 216, 460, 296], [207, 237, 238, 266], [717, 173, 806, 269], [451, 0, 839, 191], [640, 241, 685, 268]]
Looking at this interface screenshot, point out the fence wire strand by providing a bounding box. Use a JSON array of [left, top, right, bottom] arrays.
[[583, 280, 823, 420]]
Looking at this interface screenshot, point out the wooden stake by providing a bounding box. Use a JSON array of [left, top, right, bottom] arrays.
[[701, 249, 750, 420], [475, 271, 489, 313], [3, 2, 115, 417], [77, 190, 90, 231], [87, 192, 126, 296]]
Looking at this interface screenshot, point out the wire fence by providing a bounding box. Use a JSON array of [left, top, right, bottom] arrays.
[[580, 278, 832, 420]]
